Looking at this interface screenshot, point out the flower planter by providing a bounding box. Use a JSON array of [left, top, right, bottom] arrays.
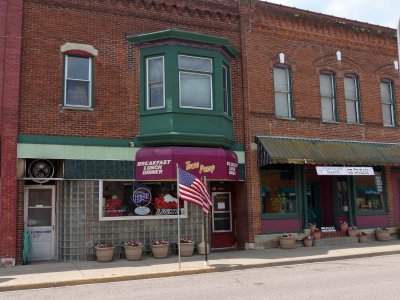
[[152, 244, 169, 258], [376, 228, 390, 241], [312, 230, 321, 240], [358, 234, 369, 243], [124, 246, 143, 261], [340, 222, 348, 232], [304, 238, 313, 247], [95, 247, 114, 262], [279, 236, 295, 249], [179, 243, 194, 257], [348, 228, 357, 237], [309, 223, 317, 233]]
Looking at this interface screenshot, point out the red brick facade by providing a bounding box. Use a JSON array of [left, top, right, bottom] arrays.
[[0, 0, 23, 264]]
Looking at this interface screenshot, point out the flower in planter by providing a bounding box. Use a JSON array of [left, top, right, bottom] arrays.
[[304, 235, 314, 240], [180, 238, 193, 244], [339, 220, 348, 224], [281, 233, 294, 238], [348, 226, 357, 230], [95, 242, 113, 248], [376, 227, 388, 231], [124, 241, 143, 247], [359, 232, 367, 236], [152, 240, 169, 246]]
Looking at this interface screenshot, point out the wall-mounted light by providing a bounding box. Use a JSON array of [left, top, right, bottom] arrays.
[[394, 60, 399, 70], [336, 51, 342, 61], [279, 52, 285, 64]]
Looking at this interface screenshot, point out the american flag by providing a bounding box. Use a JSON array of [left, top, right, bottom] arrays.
[[178, 168, 212, 214]]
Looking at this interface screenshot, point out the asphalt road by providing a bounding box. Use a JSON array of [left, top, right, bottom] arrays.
[[2, 254, 400, 299]]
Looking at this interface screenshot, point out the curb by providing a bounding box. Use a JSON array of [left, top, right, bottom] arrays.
[[1, 249, 399, 292]]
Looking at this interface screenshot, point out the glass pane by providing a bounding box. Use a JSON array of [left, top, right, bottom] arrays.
[[355, 174, 384, 211], [344, 78, 356, 99], [321, 97, 334, 121], [180, 72, 212, 108], [273, 68, 288, 92], [346, 99, 357, 123], [380, 82, 391, 103], [149, 83, 164, 107], [28, 189, 52, 207], [260, 166, 297, 214], [320, 75, 333, 97], [214, 219, 231, 231], [67, 56, 89, 80], [28, 208, 52, 227], [148, 57, 163, 83], [337, 177, 348, 213], [275, 92, 289, 117], [382, 104, 393, 126], [179, 56, 212, 73], [213, 193, 230, 211], [66, 80, 89, 106]]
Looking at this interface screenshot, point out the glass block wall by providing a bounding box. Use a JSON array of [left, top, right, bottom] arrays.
[[59, 180, 204, 261]]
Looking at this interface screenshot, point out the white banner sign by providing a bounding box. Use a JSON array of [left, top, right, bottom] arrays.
[[316, 166, 374, 176]]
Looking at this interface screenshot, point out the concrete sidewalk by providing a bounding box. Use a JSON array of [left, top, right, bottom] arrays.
[[1, 240, 400, 292]]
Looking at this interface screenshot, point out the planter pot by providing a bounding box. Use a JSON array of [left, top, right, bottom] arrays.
[[376, 229, 390, 241], [279, 237, 295, 249], [124, 246, 143, 261], [179, 243, 194, 257], [358, 235, 369, 243], [95, 247, 114, 262], [304, 239, 313, 247], [348, 228, 357, 237], [152, 244, 169, 258], [312, 231, 321, 240], [340, 222, 349, 232]]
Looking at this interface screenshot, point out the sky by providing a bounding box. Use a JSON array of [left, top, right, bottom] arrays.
[[262, 0, 399, 29]]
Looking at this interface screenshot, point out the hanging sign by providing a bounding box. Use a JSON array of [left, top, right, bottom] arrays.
[[316, 166, 374, 176]]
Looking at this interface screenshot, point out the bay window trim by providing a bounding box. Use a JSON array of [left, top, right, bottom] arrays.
[[146, 55, 165, 110]]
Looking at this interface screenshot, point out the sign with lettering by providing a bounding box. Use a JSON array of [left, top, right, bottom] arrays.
[[321, 226, 336, 232], [135, 147, 238, 181], [316, 166, 374, 176]]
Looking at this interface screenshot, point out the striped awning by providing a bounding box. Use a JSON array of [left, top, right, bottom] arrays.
[[256, 136, 400, 167]]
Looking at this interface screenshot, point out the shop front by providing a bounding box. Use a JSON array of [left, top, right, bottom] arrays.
[[256, 136, 400, 235]]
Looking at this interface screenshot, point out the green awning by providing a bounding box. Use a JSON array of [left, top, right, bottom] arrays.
[[256, 136, 400, 167]]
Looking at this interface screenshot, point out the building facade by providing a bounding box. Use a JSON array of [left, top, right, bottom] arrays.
[[1, 0, 399, 265]]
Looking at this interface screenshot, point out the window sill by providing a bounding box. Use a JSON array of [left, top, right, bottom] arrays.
[[356, 211, 387, 216], [100, 214, 188, 221], [60, 105, 94, 111], [322, 120, 340, 124], [276, 117, 295, 121], [383, 125, 396, 128], [346, 122, 364, 126]]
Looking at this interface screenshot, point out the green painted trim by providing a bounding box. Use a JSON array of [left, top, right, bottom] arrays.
[[231, 144, 244, 151], [18, 135, 133, 147], [128, 29, 240, 57], [356, 211, 387, 216], [261, 213, 300, 219], [18, 143, 138, 160]]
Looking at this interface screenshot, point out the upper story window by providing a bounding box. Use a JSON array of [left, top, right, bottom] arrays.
[[273, 65, 293, 118], [222, 65, 229, 114], [380, 79, 396, 127], [146, 56, 165, 109], [64, 55, 92, 107], [319, 71, 337, 122], [179, 55, 213, 110], [344, 74, 361, 124]]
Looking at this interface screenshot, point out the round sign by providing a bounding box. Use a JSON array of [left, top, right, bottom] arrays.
[[134, 206, 151, 215], [131, 187, 152, 207]]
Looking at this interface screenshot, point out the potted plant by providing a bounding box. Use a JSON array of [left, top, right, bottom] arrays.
[[309, 223, 317, 233], [303, 235, 313, 247], [375, 227, 390, 241], [179, 238, 195, 257], [339, 220, 349, 232], [312, 228, 321, 240], [95, 242, 114, 262], [279, 233, 296, 249], [124, 241, 143, 261], [358, 232, 369, 243], [347, 226, 357, 237], [151, 240, 169, 258]]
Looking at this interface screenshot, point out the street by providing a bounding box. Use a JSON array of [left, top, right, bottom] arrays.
[[2, 254, 400, 299]]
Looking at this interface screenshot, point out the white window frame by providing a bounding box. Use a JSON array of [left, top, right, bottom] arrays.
[[98, 180, 188, 221], [320, 73, 336, 122], [146, 56, 165, 110], [179, 55, 213, 110], [381, 80, 396, 127], [273, 66, 292, 118], [344, 76, 360, 124], [64, 55, 92, 108]]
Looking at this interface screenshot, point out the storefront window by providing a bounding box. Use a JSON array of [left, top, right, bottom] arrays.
[[261, 166, 297, 214], [337, 177, 349, 213], [99, 181, 186, 220], [355, 172, 384, 211]]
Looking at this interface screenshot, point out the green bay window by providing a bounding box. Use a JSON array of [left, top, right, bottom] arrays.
[[146, 56, 165, 109]]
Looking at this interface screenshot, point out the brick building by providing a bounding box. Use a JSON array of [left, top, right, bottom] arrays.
[[1, 0, 399, 265]]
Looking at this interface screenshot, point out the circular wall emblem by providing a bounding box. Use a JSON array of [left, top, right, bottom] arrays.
[[131, 187, 152, 207], [28, 159, 54, 183]]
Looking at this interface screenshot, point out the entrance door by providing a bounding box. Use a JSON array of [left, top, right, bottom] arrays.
[[307, 182, 321, 228], [211, 192, 235, 249], [24, 186, 55, 261]]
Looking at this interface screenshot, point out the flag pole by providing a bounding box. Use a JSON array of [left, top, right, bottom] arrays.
[[176, 164, 181, 269], [203, 176, 209, 266]]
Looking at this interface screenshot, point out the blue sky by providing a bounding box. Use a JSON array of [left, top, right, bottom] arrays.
[[263, 0, 399, 29]]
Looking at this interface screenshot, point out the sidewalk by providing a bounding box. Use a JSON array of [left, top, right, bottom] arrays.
[[1, 240, 400, 292]]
